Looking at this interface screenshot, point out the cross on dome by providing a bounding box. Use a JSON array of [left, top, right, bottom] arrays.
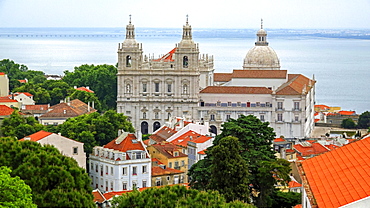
[[129, 14, 132, 24]]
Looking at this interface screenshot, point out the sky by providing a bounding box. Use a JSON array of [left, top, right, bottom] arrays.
[[1, 0, 370, 29]]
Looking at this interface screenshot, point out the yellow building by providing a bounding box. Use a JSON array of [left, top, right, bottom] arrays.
[[147, 142, 188, 183]]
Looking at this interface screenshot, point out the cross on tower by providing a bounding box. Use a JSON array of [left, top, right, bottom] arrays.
[[261, 18, 263, 29], [186, 14, 189, 24], [129, 14, 132, 24]]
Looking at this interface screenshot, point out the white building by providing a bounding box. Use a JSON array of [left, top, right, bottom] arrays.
[[21, 130, 86, 169], [117, 17, 315, 139], [10, 92, 35, 105], [89, 132, 151, 192]]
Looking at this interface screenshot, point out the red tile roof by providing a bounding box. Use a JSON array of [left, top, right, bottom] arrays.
[[198, 149, 206, 155], [214, 73, 232, 82], [315, 105, 330, 110], [232, 69, 287, 79], [0, 96, 18, 103], [338, 110, 356, 115], [151, 143, 187, 159], [276, 74, 315, 95], [40, 99, 96, 118], [153, 48, 176, 62], [0, 105, 14, 116], [289, 181, 302, 188], [286, 149, 295, 153], [150, 126, 177, 142], [75, 87, 94, 93], [23, 104, 49, 111], [293, 142, 329, 157], [104, 133, 146, 152], [0, 72, 5, 75], [19, 130, 53, 141], [274, 137, 286, 142], [17, 92, 33, 97], [152, 166, 184, 176], [301, 137, 370, 207], [170, 130, 212, 147], [152, 158, 164, 165], [314, 119, 320, 123], [18, 79, 27, 83], [200, 86, 272, 94], [92, 189, 106, 203]]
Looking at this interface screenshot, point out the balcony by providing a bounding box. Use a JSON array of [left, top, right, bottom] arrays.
[[174, 166, 181, 170], [275, 108, 285, 111], [292, 108, 302, 112]]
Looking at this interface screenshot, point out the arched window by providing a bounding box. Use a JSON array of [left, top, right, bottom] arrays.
[[210, 125, 217, 135], [167, 113, 171, 120], [153, 122, 161, 132], [141, 121, 148, 134], [126, 55, 132, 67], [155, 112, 159, 119], [143, 112, 147, 119], [183, 56, 188, 68]]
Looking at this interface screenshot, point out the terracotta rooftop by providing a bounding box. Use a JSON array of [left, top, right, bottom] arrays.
[[18, 79, 27, 83], [276, 74, 315, 95], [315, 105, 330, 110], [338, 110, 356, 115], [153, 48, 176, 62], [150, 126, 177, 141], [152, 158, 164, 165], [151, 143, 187, 159], [0, 105, 14, 116], [232, 69, 287, 79], [293, 142, 329, 157], [75, 87, 94, 93], [289, 180, 302, 188], [214, 73, 232, 82], [274, 137, 286, 143], [301, 136, 370, 207], [198, 149, 207, 155], [200, 86, 272, 94], [23, 104, 49, 111], [40, 99, 96, 118], [170, 130, 212, 147], [0, 72, 5, 75], [92, 189, 106, 203], [19, 130, 53, 141], [152, 166, 184, 176], [0, 96, 18, 103], [104, 133, 146, 152]]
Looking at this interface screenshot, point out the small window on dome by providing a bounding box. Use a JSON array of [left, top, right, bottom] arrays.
[[126, 55, 132, 67], [183, 56, 188, 68]]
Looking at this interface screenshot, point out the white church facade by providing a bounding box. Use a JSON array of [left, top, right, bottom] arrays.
[[117, 17, 315, 139]]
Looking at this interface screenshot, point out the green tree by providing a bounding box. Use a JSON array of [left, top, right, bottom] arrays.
[[40, 80, 74, 105], [341, 118, 356, 129], [0, 166, 37, 208], [0, 111, 44, 138], [58, 110, 134, 154], [12, 82, 51, 104], [358, 111, 370, 129], [63, 64, 117, 110], [271, 190, 301, 208], [69, 89, 103, 112], [0, 137, 94, 207], [111, 185, 255, 208], [209, 136, 250, 202], [189, 115, 291, 207]]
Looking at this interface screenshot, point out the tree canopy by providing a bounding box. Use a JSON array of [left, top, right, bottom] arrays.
[[63, 64, 118, 110], [341, 118, 356, 129], [189, 115, 291, 207], [0, 166, 37, 208], [56, 110, 134, 154], [0, 110, 44, 138], [111, 185, 255, 208], [358, 111, 370, 129], [0, 137, 94, 207]]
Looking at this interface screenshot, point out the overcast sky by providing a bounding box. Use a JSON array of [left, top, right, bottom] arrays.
[[1, 0, 370, 29]]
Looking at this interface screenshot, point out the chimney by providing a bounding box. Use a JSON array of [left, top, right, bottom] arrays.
[[58, 132, 61, 136], [136, 130, 142, 141], [88, 101, 90, 112], [74, 86, 77, 89], [86, 86, 90, 90], [24, 137, 30, 141]]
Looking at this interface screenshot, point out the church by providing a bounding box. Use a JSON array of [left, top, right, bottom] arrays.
[[117, 17, 315, 139]]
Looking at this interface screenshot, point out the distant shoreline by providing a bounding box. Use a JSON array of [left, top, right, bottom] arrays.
[[1, 28, 370, 40]]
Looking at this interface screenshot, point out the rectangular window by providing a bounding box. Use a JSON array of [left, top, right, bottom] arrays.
[[295, 115, 299, 122], [91, 163, 94, 170], [167, 84, 172, 92], [237, 102, 241, 107], [111, 167, 113, 175], [260, 115, 265, 122], [133, 167, 137, 175], [216, 101, 221, 107], [181, 160, 185, 167], [256, 102, 260, 107], [143, 83, 147, 92], [247, 102, 251, 107], [123, 167, 127, 175], [123, 182, 127, 190], [278, 113, 283, 122], [227, 102, 232, 107], [169, 162, 172, 168], [294, 102, 300, 110], [175, 161, 179, 168], [155, 83, 159, 92], [210, 114, 215, 121], [105, 166, 108, 175], [226, 114, 231, 121], [142, 165, 147, 173], [96, 164, 98, 172], [111, 181, 113, 190], [142, 180, 147, 188], [277, 102, 283, 109]]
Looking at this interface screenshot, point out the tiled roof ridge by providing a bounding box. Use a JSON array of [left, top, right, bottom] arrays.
[[200, 86, 272, 94], [297, 162, 318, 207], [153, 48, 177, 62]]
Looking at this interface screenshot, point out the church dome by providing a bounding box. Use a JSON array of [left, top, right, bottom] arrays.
[[243, 20, 280, 70], [243, 46, 280, 69]]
